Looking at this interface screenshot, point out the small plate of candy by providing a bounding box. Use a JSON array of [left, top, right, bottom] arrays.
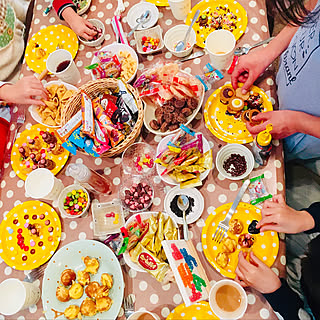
[[134, 25, 164, 55], [57, 184, 90, 218]]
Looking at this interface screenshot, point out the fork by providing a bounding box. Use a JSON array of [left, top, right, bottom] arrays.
[[12, 112, 25, 144], [212, 179, 250, 243], [123, 294, 135, 319], [23, 264, 46, 283], [234, 37, 274, 56]]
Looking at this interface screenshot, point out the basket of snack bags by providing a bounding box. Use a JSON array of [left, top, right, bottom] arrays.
[[59, 78, 144, 158]]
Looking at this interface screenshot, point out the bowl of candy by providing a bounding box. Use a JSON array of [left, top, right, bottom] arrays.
[[119, 176, 154, 213], [164, 24, 196, 58], [134, 25, 164, 55], [216, 144, 254, 180], [121, 142, 155, 175], [58, 184, 90, 218], [79, 18, 105, 47]]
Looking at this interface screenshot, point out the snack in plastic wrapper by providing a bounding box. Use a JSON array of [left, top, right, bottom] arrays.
[[180, 173, 202, 189], [154, 212, 165, 256], [56, 110, 82, 143], [248, 174, 272, 205], [81, 91, 95, 138], [164, 216, 178, 241]]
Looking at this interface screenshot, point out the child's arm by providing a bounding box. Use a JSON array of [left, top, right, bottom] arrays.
[[52, 0, 96, 40], [0, 76, 47, 105]]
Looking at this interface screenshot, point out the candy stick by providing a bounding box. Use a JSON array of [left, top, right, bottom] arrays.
[[112, 15, 128, 45]]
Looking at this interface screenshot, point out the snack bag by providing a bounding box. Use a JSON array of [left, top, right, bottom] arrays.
[[248, 174, 272, 205], [68, 126, 86, 149], [81, 91, 95, 138], [56, 110, 82, 142]]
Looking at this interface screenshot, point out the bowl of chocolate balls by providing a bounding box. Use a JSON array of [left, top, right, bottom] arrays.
[[78, 18, 105, 47], [216, 144, 254, 180]]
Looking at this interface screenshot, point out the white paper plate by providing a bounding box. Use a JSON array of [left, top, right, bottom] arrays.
[[123, 211, 179, 272], [156, 134, 212, 185], [90, 43, 139, 83], [127, 2, 159, 30], [143, 71, 204, 136], [164, 186, 204, 225], [29, 80, 78, 128]]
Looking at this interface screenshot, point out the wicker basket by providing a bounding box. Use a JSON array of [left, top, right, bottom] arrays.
[[61, 78, 144, 157]]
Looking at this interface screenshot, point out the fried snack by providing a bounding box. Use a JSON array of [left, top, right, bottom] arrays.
[[221, 237, 237, 254], [119, 51, 137, 82], [227, 97, 244, 114], [101, 273, 113, 289], [69, 282, 84, 300], [216, 252, 229, 268], [220, 85, 235, 104], [96, 284, 109, 298], [235, 87, 250, 100], [64, 305, 80, 320], [229, 219, 243, 235], [80, 298, 97, 317], [238, 233, 255, 248], [37, 84, 75, 126], [96, 296, 113, 313], [82, 256, 100, 274], [85, 281, 100, 299], [60, 269, 76, 286], [56, 285, 70, 302], [77, 270, 90, 286]]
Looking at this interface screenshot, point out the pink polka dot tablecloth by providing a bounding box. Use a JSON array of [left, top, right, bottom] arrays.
[[0, 0, 286, 319]]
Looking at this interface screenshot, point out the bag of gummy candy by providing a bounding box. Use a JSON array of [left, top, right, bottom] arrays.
[[248, 174, 272, 205]]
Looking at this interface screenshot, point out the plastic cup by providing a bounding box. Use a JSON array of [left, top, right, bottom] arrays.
[[127, 310, 159, 320], [168, 0, 191, 20], [205, 30, 236, 70], [209, 279, 247, 319], [25, 168, 64, 201], [46, 49, 80, 85], [0, 278, 40, 315]]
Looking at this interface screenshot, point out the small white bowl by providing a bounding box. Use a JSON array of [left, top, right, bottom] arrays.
[[79, 19, 105, 47], [164, 24, 196, 58], [58, 184, 90, 219], [216, 144, 254, 180], [134, 25, 164, 55], [127, 2, 159, 30], [127, 310, 159, 320], [209, 279, 248, 319]]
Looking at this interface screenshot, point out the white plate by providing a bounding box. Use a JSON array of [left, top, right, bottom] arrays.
[[90, 43, 139, 83], [164, 186, 204, 225], [127, 2, 159, 30], [29, 80, 78, 128], [143, 71, 204, 136], [156, 134, 212, 185], [123, 211, 179, 272], [42, 240, 124, 320]]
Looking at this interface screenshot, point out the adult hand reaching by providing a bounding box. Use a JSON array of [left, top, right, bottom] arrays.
[[256, 194, 315, 233], [231, 47, 274, 94], [0, 76, 48, 105], [235, 251, 281, 294]]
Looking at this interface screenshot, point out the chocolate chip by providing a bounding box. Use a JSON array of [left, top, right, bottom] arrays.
[[13, 219, 18, 224], [24, 215, 29, 220], [30, 249, 36, 254], [39, 214, 45, 220], [48, 227, 53, 232], [38, 241, 43, 247], [45, 220, 50, 226], [248, 220, 260, 234], [22, 256, 27, 261], [223, 153, 247, 177], [32, 215, 37, 220]]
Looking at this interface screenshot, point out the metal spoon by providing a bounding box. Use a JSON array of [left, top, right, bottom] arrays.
[[175, 9, 200, 52], [128, 10, 151, 36], [177, 195, 189, 240], [234, 36, 275, 56]]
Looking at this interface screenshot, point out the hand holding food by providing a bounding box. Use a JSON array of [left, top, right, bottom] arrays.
[[257, 194, 315, 233], [235, 251, 281, 294], [0, 76, 48, 105]]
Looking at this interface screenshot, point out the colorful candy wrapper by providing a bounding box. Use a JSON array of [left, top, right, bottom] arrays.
[[104, 228, 129, 257], [130, 243, 170, 283], [62, 140, 77, 155], [195, 63, 223, 91], [168, 125, 196, 151], [56, 110, 82, 143], [99, 91, 120, 123], [140, 215, 158, 249], [84, 138, 100, 157], [116, 81, 139, 121], [93, 120, 111, 154], [154, 212, 165, 255], [174, 172, 197, 183], [181, 133, 203, 154], [81, 91, 95, 138], [180, 173, 202, 189], [196, 150, 213, 170], [155, 149, 179, 167], [164, 216, 178, 241], [68, 126, 85, 149], [248, 174, 272, 205]]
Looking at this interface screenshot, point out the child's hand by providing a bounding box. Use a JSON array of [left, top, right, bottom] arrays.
[[0, 76, 48, 105], [256, 194, 315, 233], [235, 251, 281, 294], [62, 7, 97, 40]]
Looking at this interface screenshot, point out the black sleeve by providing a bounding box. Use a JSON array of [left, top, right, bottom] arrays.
[[263, 278, 302, 320], [303, 202, 320, 234]]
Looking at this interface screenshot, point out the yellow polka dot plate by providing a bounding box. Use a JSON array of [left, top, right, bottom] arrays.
[[146, 0, 169, 6], [204, 84, 273, 144], [25, 25, 79, 74], [0, 201, 61, 270], [202, 202, 279, 279], [11, 124, 69, 181], [166, 301, 218, 320], [186, 0, 248, 48]]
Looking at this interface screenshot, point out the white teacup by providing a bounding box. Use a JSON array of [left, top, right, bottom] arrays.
[[0, 278, 40, 315], [168, 0, 191, 20], [209, 279, 247, 319], [127, 310, 159, 320]]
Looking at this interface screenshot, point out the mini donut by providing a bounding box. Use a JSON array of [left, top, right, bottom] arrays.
[[229, 219, 243, 235], [64, 305, 80, 320], [82, 256, 100, 274], [56, 286, 70, 302], [220, 86, 235, 105], [60, 269, 76, 286], [69, 283, 84, 300], [85, 281, 100, 299], [80, 298, 97, 317], [96, 296, 113, 313], [216, 252, 229, 268], [248, 109, 261, 124]]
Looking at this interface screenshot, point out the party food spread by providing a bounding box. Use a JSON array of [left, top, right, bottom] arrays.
[[0, 201, 61, 270]]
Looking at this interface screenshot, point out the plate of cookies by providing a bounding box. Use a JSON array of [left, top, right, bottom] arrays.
[[30, 81, 77, 128], [42, 240, 124, 320], [204, 83, 273, 144], [201, 202, 279, 279]]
